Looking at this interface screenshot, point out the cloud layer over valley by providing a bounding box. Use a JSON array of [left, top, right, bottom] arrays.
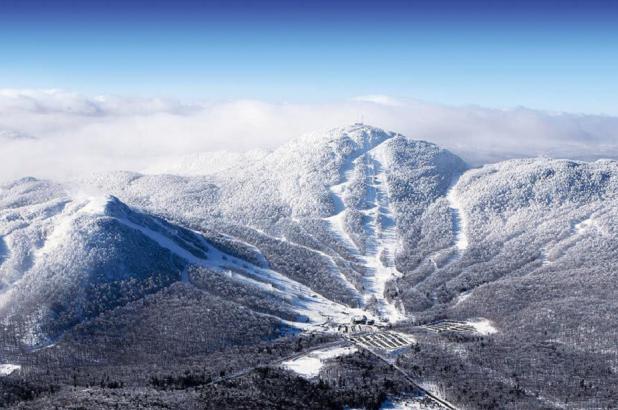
[[1, 89, 617, 183]]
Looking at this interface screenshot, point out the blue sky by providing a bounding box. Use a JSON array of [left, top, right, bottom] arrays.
[[1, 0, 617, 114]]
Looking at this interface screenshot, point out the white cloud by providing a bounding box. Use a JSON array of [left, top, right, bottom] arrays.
[[352, 95, 404, 106], [0, 89, 617, 183]]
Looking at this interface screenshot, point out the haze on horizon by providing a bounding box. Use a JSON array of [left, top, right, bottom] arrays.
[[0, 0, 617, 182]]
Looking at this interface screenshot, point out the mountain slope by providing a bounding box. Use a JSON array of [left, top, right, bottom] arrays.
[[2, 124, 617, 409], [0, 178, 365, 346]]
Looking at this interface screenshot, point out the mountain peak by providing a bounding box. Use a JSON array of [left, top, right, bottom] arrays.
[[335, 122, 394, 138], [317, 123, 399, 156]]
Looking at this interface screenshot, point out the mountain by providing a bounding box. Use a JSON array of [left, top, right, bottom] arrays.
[[0, 178, 366, 347], [1, 124, 616, 409]]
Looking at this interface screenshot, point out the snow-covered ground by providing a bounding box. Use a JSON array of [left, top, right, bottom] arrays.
[[0, 364, 21, 376], [361, 144, 406, 323], [453, 291, 472, 306], [466, 319, 498, 335], [0, 194, 108, 311], [281, 345, 357, 378], [6, 190, 369, 335], [324, 137, 405, 323], [0, 236, 8, 265], [325, 157, 360, 253], [445, 177, 468, 254], [574, 217, 602, 235], [541, 215, 606, 266], [111, 202, 369, 330]]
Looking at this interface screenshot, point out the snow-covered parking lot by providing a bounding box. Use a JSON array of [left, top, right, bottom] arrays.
[[349, 331, 414, 351]]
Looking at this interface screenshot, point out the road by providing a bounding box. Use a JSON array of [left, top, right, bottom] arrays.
[[355, 343, 458, 410], [205, 339, 346, 386], [207, 335, 458, 410]]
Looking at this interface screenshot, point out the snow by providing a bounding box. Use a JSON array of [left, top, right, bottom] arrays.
[[418, 382, 449, 404], [541, 215, 606, 266], [446, 177, 468, 253], [362, 143, 406, 323], [0, 236, 8, 269], [282, 355, 323, 378], [282, 345, 357, 378], [0, 287, 13, 310], [280, 231, 359, 295], [325, 156, 360, 252], [79, 195, 111, 215], [5, 124, 617, 361], [325, 210, 357, 252], [114, 214, 368, 330], [574, 217, 601, 235], [323, 131, 405, 323], [35, 195, 112, 258], [0, 364, 20, 376], [454, 291, 472, 306], [0, 175, 372, 340], [466, 319, 498, 335]]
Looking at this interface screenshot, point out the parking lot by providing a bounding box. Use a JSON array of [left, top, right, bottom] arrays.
[[348, 331, 414, 350], [418, 320, 476, 333]]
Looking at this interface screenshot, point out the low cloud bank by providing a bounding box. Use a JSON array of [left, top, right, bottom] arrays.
[[1, 89, 617, 182]]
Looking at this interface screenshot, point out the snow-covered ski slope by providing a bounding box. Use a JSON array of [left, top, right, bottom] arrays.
[[323, 126, 406, 323], [446, 177, 469, 254]]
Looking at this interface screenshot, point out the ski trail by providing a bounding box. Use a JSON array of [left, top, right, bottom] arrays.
[[540, 213, 605, 266], [573, 216, 603, 235], [115, 215, 369, 330], [446, 176, 468, 254], [325, 157, 360, 253], [363, 146, 406, 323], [324, 138, 405, 323], [280, 232, 360, 297], [0, 236, 8, 268]]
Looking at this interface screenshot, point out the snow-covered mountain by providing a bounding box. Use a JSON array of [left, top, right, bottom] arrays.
[[2, 124, 616, 341], [0, 179, 369, 347], [1, 124, 617, 408]]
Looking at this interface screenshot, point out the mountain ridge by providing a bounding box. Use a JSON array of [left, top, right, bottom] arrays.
[[1, 124, 617, 409]]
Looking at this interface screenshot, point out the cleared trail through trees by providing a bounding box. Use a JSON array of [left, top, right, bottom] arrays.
[[446, 175, 468, 256], [325, 154, 365, 253], [325, 138, 405, 324], [360, 148, 406, 323], [0, 237, 8, 266]]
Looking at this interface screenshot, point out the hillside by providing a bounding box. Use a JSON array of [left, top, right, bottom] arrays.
[[1, 124, 616, 409]]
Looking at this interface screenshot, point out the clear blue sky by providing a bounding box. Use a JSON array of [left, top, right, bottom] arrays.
[[0, 0, 617, 114]]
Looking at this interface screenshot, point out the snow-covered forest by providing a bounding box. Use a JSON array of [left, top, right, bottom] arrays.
[[1, 124, 616, 409]]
